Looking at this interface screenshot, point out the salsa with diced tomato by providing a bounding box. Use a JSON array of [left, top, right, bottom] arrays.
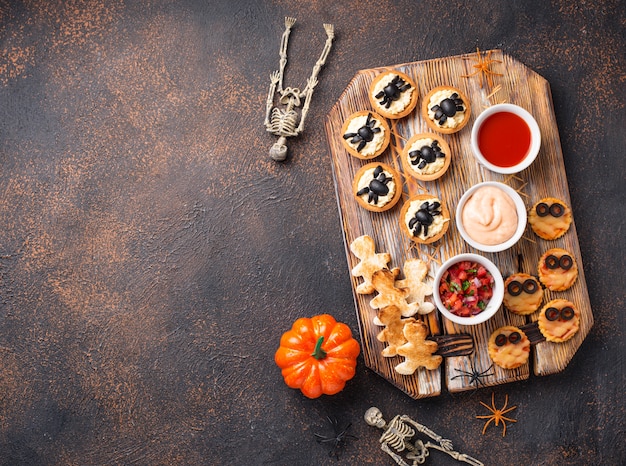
[[439, 261, 494, 317]]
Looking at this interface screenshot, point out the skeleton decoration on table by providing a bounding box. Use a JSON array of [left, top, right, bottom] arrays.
[[264, 17, 335, 161], [364, 407, 483, 466]]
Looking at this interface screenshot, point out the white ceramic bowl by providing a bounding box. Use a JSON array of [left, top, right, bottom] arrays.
[[433, 253, 504, 326], [470, 103, 541, 174], [455, 181, 527, 253]]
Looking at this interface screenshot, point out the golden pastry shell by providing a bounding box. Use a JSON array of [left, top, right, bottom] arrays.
[[421, 85, 471, 134], [352, 162, 403, 213], [340, 110, 391, 160], [399, 193, 450, 244], [368, 70, 418, 120]]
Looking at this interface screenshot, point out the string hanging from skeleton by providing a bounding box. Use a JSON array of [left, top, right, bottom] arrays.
[[264, 17, 334, 161]]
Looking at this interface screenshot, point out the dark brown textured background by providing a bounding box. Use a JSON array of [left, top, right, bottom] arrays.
[[0, 1, 624, 465]]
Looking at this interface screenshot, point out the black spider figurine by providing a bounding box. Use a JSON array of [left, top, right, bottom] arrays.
[[451, 359, 495, 390], [356, 165, 391, 205], [430, 92, 465, 125], [343, 112, 381, 152], [314, 416, 358, 459], [409, 140, 445, 169], [375, 75, 412, 108], [408, 200, 441, 237]]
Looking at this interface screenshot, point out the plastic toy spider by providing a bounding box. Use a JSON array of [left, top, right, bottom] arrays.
[[462, 48, 503, 88], [476, 393, 517, 437], [314, 416, 358, 459], [375, 74, 412, 108], [451, 359, 494, 390], [343, 112, 381, 152]]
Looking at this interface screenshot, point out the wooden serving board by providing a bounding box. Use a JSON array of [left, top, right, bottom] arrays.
[[324, 50, 593, 399]]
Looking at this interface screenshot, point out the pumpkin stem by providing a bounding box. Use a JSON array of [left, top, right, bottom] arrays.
[[311, 336, 327, 360]]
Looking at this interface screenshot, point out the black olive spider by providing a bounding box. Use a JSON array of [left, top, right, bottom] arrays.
[[430, 92, 465, 125], [343, 112, 381, 152], [409, 140, 445, 169], [356, 165, 391, 205], [375, 74, 412, 108], [408, 200, 442, 237]]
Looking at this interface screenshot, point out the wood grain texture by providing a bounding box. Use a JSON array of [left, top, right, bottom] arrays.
[[325, 51, 593, 398]]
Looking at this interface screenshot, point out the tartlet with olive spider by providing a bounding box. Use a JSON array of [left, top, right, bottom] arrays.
[[422, 86, 471, 134], [368, 70, 418, 120], [400, 133, 452, 181], [352, 162, 403, 212], [341, 110, 391, 160], [399, 194, 450, 244]]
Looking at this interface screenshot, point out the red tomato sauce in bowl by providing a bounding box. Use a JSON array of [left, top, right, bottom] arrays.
[[477, 111, 531, 168]]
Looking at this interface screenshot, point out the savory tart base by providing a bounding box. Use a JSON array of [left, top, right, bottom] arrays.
[[352, 162, 403, 212], [368, 70, 418, 120], [421, 85, 471, 134], [399, 194, 450, 244]]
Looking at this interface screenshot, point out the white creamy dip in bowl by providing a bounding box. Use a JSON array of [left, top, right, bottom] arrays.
[[456, 181, 527, 252]]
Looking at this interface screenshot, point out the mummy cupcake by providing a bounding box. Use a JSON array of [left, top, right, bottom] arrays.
[[538, 248, 578, 292], [528, 197, 572, 240], [487, 325, 531, 370], [538, 299, 580, 343], [399, 194, 450, 244], [352, 162, 403, 212], [422, 86, 471, 134], [341, 111, 391, 159], [368, 70, 418, 119], [401, 133, 451, 181], [503, 273, 543, 315]]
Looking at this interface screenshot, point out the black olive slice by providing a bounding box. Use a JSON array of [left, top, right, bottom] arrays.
[[545, 255, 560, 269], [507, 280, 523, 296], [536, 202, 550, 217], [559, 255, 573, 270], [522, 279, 539, 294], [549, 203, 565, 217], [495, 334, 508, 347], [561, 306, 575, 320], [545, 307, 560, 321], [508, 331, 522, 344]]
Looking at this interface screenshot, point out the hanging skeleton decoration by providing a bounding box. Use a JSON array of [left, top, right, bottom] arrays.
[[264, 17, 334, 161], [364, 407, 484, 466]]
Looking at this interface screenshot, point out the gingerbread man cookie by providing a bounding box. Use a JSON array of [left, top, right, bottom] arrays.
[[376, 305, 415, 358], [350, 235, 391, 294], [394, 321, 442, 375], [394, 258, 435, 315], [370, 268, 419, 318]]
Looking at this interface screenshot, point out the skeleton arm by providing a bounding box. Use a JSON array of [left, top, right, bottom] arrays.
[[296, 23, 334, 133], [264, 71, 280, 128], [277, 17, 296, 92], [400, 416, 453, 451]]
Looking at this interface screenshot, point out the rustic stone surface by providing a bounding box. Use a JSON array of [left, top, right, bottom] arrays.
[[0, 1, 624, 465]]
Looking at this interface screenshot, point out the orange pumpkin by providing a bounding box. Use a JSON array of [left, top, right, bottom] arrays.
[[274, 314, 361, 399]]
